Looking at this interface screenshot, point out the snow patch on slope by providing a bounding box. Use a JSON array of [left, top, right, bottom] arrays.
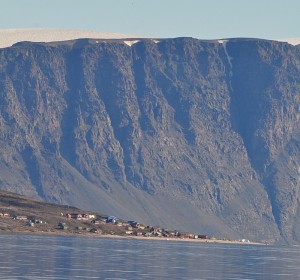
[[124, 40, 140, 46], [218, 39, 228, 44], [0, 29, 143, 48]]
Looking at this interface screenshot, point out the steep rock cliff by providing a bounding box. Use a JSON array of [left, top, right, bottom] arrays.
[[0, 37, 300, 243]]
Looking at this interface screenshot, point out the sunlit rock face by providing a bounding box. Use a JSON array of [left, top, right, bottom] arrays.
[[1, 34, 300, 244]]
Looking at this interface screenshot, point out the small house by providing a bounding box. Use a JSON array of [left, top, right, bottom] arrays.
[[74, 214, 83, 220], [107, 216, 118, 223], [168, 231, 177, 237], [128, 221, 140, 228], [80, 214, 90, 221], [182, 233, 195, 239], [67, 213, 83, 220], [137, 224, 145, 230], [91, 219, 106, 225], [58, 222, 68, 230], [0, 213, 9, 217], [27, 221, 35, 227], [156, 232, 163, 237], [116, 221, 129, 227], [162, 232, 170, 238], [198, 235, 208, 239], [241, 239, 250, 243], [14, 216, 27, 220]]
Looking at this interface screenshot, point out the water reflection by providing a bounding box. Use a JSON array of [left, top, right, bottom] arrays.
[[0, 234, 300, 279]]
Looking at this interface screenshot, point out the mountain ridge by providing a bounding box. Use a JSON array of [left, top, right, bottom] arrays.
[[1, 29, 299, 49]]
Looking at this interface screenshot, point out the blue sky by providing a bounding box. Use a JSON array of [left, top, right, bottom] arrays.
[[1, 0, 299, 39]]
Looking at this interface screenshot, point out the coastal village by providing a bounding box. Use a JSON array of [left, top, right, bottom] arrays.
[[0, 190, 255, 244], [0, 210, 210, 240]]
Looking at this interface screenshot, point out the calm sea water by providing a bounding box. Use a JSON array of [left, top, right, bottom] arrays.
[[0, 234, 300, 280]]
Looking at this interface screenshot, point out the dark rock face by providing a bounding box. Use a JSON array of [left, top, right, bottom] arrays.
[[0, 37, 300, 243]]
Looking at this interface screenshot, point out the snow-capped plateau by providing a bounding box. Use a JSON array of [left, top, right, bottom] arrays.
[[0, 29, 299, 49]]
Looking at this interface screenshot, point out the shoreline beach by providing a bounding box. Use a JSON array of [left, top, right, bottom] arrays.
[[0, 228, 265, 246]]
